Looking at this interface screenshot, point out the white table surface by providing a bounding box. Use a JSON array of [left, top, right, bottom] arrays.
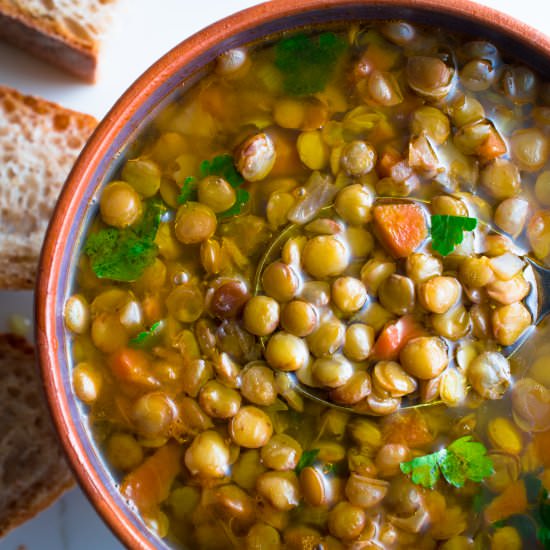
[[1, 0, 549, 548]]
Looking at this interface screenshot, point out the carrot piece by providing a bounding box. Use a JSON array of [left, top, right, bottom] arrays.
[[484, 479, 527, 524], [121, 442, 182, 514], [109, 347, 157, 388], [141, 293, 164, 326], [478, 129, 507, 159], [265, 127, 307, 178], [372, 203, 428, 258], [381, 410, 434, 448], [372, 314, 426, 361], [377, 147, 402, 178]]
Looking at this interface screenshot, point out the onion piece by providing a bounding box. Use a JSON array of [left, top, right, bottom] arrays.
[[287, 172, 337, 225], [489, 253, 525, 281]]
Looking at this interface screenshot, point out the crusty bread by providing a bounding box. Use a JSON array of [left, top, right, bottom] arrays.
[[0, 86, 96, 289], [0, 0, 116, 81], [0, 333, 74, 537]]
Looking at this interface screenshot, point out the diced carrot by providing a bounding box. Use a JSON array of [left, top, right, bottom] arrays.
[[265, 127, 308, 178], [109, 347, 158, 388], [121, 442, 182, 515], [377, 147, 402, 178], [484, 480, 527, 524], [141, 293, 164, 326], [372, 203, 428, 258], [478, 129, 507, 159], [381, 409, 434, 448], [372, 314, 427, 361]]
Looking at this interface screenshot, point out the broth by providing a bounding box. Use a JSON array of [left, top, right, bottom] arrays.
[[65, 21, 550, 549]]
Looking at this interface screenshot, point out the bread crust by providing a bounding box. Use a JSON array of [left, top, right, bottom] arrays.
[[0, 333, 74, 537], [0, 0, 106, 81], [0, 5, 98, 83], [0, 85, 97, 289]]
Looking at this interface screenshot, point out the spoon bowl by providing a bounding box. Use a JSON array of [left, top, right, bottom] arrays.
[[254, 197, 550, 415]]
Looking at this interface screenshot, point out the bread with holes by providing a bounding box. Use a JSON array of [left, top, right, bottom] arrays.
[[0, 85, 96, 289], [0, 0, 117, 81], [0, 333, 74, 537]]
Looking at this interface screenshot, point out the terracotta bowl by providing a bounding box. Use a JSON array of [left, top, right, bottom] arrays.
[[36, 0, 550, 548]]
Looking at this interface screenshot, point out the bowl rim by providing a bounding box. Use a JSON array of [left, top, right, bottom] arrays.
[[36, 0, 550, 548]]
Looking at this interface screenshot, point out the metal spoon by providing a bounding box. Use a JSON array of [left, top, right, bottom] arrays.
[[253, 198, 550, 415]]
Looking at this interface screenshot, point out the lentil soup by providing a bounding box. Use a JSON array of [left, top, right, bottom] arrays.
[[64, 20, 550, 549]]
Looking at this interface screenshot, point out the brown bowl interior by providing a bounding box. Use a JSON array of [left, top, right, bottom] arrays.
[[36, 1, 550, 548]]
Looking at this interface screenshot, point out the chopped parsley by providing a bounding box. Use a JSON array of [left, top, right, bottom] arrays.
[[295, 449, 320, 475], [400, 436, 494, 489], [84, 199, 163, 282], [177, 176, 198, 204], [200, 154, 244, 188], [178, 154, 249, 217], [540, 525, 550, 549], [538, 489, 550, 548], [218, 187, 250, 219], [275, 32, 348, 96], [430, 214, 477, 256], [130, 321, 162, 347]]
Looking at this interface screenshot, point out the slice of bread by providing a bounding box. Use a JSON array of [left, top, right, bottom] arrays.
[[0, 86, 97, 289], [0, 0, 117, 82], [0, 333, 74, 537]]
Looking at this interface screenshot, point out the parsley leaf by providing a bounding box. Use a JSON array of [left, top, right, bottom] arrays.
[[179, 154, 249, 217], [538, 489, 550, 549], [400, 436, 493, 489], [400, 450, 445, 488], [200, 154, 244, 188], [275, 32, 348, 96], [295, 449, 320, 475], [177, 176, 198, 204], [539, 526, 550, 549], [430, 215, 477, 256], [130, 321, 162, 347], [541, 490, 550, 524], [218, 187, 250, 219], [84, 199, 164, 282], [440, 436, 494, 487]]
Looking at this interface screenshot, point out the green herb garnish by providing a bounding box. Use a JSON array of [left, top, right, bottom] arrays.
[[400, 436, 494, 489], [190, 154, 248, 217], [218, 187, 250, 219], [430, 214, 477, 256], [177, 176, 198, 204], [130, 321, 162, 347], [537, 489, 550, 548], [400, 449, 443, 488], [200, 154, 244, 188], [177, 155, 248, 216], [540, 525, 550, 549], [295, 449, 320, 475], [275, 32, 348, 96], [84, 199, 164, 282]]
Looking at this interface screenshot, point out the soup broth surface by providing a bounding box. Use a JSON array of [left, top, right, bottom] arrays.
[[65, 20, 550, 549]]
